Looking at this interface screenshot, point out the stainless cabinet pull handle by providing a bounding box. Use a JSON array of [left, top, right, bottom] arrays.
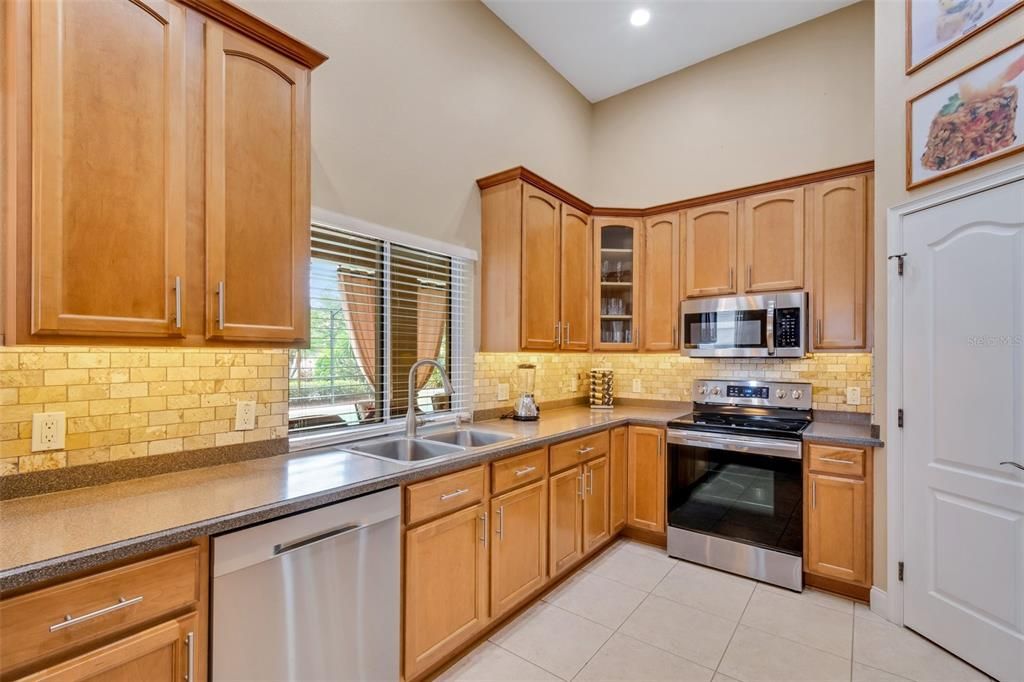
[[672, 325, 677, 347], [747, 265, 752, 289], [555, 321, 561, 346], [816, 319, 822, 346], [173, 276, 182, 329], [576, 446, 594, 455], [634, 327, 639, 347], [480, 512, 488, 544], [497, 505, 504, 539], [811, 479, 816, 509], [564, 322, 570, 346], [1000, 461, 1024, 471], [514, 466, 536, 477], [216, 281, 226, 331], [819, 456, 856, 465], [440, 488, 469, 501], [49, 595, 144, 632], [586, 468, 594, 495], [185, 631, 195, 682], [577, 474, 583, 498], [729, 267, 734, 290]]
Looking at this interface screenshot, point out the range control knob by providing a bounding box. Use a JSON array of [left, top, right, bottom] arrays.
[[776, 389, 787, 399], [791, 389, 803, 400], [697, 384, 708, 395], [711, 386, 721, 396]]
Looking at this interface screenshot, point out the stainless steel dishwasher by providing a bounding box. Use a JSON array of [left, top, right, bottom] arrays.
[[212, 487, 400, 681]]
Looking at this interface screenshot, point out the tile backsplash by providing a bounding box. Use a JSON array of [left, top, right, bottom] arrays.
[[0, 348, 289, 475], [475, 352, 873, 414]]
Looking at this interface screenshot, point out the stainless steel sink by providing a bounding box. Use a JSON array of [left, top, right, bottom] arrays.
[[423, 429, 515, 448], [345, 437, 465, 464]]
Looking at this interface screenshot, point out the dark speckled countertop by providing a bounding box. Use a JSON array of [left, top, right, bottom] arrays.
[[0, 406, 681, 592], [803, 418, 884, 449]]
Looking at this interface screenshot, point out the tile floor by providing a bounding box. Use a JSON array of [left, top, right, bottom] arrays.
[[438, 539, 991, 682]]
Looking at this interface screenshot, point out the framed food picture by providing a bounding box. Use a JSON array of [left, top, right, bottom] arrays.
[[907, 39, 1024, 189], [907, 0, 1024, 73]]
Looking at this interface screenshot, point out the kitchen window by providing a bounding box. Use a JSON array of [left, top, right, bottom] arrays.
[[289, 218, 472, 437]]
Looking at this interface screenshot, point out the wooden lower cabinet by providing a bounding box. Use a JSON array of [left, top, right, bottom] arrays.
[[16, 614, 196, 682], [549, 467, 584, 578], [626, 426, 666, 533], [404, 503, 489, 679], [804, 443, 872, 590], [609, 427, 628, 533], [490, 480, 548, 618], [582, 456, 610, 553]]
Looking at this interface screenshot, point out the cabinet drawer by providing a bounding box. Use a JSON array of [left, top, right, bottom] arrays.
[[550, 431, 609, 473], [492, 449, 547, 495], [406, 466, 486, 526], [808, 443, 866, 477], [0, 546, 200, 673]]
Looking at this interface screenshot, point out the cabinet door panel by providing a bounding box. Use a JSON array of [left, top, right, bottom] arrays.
[[643, 213, 680, 350], [404, 504, 488, 679], [205, 25, 309, 342], [806, 474, 868, 585], [593, 218, 642, 350], [560, 206, 590, 351], [812, 176, 869, 350], [548, 466, 583, 578], [521, 187, 561, 350], [741, 188, 804, 292], [610, 426, 628, 533], [583, 456, 610, 553], [627, 426, 665, 533], [684, 202, 737, 298], [31, 0, 186, 337], [491, 480, 548, 617]]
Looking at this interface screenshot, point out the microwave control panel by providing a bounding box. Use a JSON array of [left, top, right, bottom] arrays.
[[774, 308, 801, 348]]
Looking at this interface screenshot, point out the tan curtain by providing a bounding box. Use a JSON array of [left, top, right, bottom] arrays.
[[337, 270, 379, 388], [415, 285, 447, 389]]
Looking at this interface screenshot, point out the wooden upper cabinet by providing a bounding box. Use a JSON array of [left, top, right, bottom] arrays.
[[559, 205, 591, 351], [520, 187, 561, 350], [740, 188, 805, 292], [205, 25, 310, 343], [811, 176, 870, 350], [593, 217, 642, 350], [684, 201, 737, 298], [642, 213, 680, 350], [29, 0, 187, 338]]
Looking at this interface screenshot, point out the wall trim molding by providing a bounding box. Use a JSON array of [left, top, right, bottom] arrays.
[[884, 161, 1024, 628], [476, 160, 875, 217], [869, 586, 890, 623]]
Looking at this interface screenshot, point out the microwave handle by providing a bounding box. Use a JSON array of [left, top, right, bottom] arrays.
[[766, 300, 775, 356]]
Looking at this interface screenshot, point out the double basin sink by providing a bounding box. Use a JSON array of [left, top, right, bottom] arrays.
[[344, 427, 516, 465]]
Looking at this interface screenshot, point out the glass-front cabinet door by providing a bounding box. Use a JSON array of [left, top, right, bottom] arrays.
[[593, 217, 642, 350]]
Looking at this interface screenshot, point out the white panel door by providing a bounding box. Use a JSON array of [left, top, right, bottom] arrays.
[[902, 178, 1024, 682]]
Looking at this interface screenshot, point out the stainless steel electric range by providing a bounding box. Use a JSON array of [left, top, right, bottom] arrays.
[[666, 379, 812, 591]]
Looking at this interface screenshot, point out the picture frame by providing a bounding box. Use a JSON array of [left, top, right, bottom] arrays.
[[906, 0, 1024, 74], [906, 38, 1024, 189]]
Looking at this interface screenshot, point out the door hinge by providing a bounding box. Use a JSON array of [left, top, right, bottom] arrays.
[[888, 252, 907, 276], [898, 561, 904, 582], [897, 409, 904, 428]]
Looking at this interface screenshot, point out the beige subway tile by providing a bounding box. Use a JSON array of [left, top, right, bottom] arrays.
[[258, 366, 285, 378], [68, 447, 111, 466], [110, 413, 149, 429], [19, 386, 67, 404], [89, 368, 130, 384], [166, 394, 201, 409], [148, 353, 184, 368], [68, 416, 111, 434], [110, 442, 148, 461], [89, 429, 130, 447], [65, 433, 90, 449], [216, 379, 245, 393], [148, 437, 183, 455], [271, 353, 289, 366], [271, 425, 288, 438], [258, 390, 284, 403], [48, 401, 91, 417], [69, 384, 111, 401], [149, 381, 183, 397], [18, 451, 67, 472], [131, 425, 168, 442], [243, 428, 271, 442], [227, 391, 257, 403], [110, 352, 149, 368], [166, 367, 200, 381], [215, 353, 245, 367], [0, 457, 19, 476], [89, 398, 132, 416], [166, 423, 199, 438], [130, 396, 166, 412], [199, 367, 230, 380], [184, 353, 216, 367], [68, 353, 110, 369], [0, 423, 19, 440], [215, 431, 243, 446], [1, 370, 43, 387], [109, 383, 149, 399], [184, 407, 216, 422], [243, 354, 271, 367], [0, 439, 31, 457], [18, 352, 66, 370], [200, 393, 232, 407], [183, 380, 216, 395], [214, 406, 236, 420], [131, 367, 167, 382], [0, 388, 17, 405], [0, 353, 20, 371], [149, 410, 185, 426], [257, 414, 285, 428], [184, 434, 216, 450], [200, 420, 230, 435], [43, 369, 90, 385], [229, 366, 258, 380], [271, 378, 288, 391]]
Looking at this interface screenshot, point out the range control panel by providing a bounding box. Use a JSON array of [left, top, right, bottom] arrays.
[[693, 379, 812, 410]]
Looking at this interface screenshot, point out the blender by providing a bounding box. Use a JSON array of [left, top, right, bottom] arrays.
[[510, 363, 539, 421]]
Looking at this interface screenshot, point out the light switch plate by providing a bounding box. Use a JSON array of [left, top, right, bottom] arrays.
[[31, 412, 66, 452], [234, 400, 257, 431], [497, 383, 510, 401], [846, 387, 861, 405], [632, 379, 642, 393]]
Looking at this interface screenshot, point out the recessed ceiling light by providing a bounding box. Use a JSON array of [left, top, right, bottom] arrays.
[[630, 8, 650, 26]]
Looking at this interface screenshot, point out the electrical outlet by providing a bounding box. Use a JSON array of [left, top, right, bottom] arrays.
[[497, 383, 510, 401], [632, 378, 642, 393], [31, 412, 66, 452], [234, 400, 256, 431], [846, 387, 861, 405], [569, 375, 579, 392]]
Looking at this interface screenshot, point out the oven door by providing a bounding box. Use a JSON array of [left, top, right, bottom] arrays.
[[666, 429, 803, 590]]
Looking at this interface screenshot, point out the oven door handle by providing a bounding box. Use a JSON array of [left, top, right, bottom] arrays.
[[668, 430, 802, 460]]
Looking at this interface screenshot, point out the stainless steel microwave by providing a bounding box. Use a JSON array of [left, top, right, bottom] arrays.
[[680, 293, 808, 358]]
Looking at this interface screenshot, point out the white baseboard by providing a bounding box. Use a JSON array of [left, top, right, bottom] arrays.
[[869, 586, 892, 623]]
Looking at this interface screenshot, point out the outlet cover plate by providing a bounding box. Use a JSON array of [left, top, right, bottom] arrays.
[[632, 378, 642, 393], [235, 400, 257, 431], [846, 387, 861, 405], [497, 383, 510, 401], [31, 412, 66, 452]]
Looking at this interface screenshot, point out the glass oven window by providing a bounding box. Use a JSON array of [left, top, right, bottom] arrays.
[[668, 443, 802, 555], [683, 310, 767, 349]]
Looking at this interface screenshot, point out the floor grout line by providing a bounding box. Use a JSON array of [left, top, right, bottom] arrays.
[[712, 579, 757, 677]]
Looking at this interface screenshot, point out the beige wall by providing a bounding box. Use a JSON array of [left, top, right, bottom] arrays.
[[871, 0, 1024, 589], [589, 1, 874, 207], [232, 0, 593, 252]]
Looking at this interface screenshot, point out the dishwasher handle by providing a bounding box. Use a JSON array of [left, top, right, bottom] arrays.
[[273, 523, 365, 556]]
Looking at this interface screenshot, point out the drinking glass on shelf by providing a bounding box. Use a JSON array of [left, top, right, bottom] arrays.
[[601, 260, 611, 283], [615, 261, 623, 282]]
